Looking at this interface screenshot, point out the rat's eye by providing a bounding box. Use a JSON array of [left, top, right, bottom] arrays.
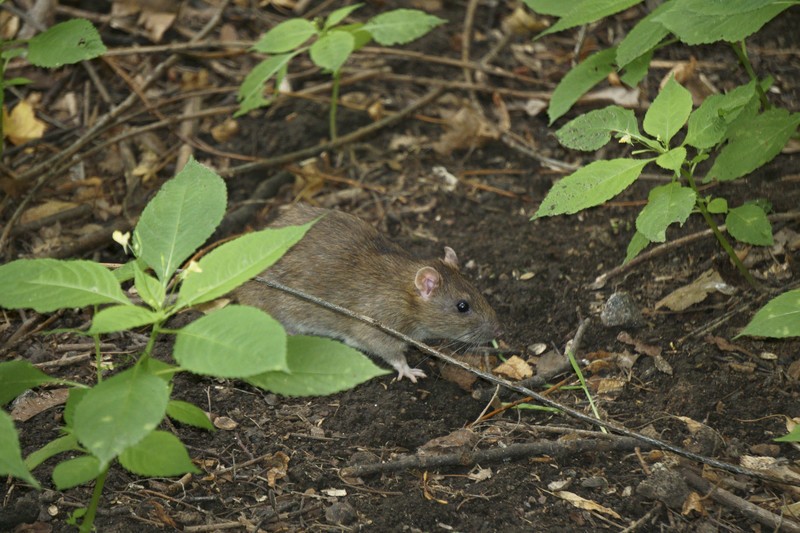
[[456, 300, 470, 313]]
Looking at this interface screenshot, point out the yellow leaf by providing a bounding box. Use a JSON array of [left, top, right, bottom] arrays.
[[4, 101, 46, 145]]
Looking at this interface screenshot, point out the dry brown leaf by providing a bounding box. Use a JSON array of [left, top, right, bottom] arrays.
[[617, 331, 662, 357], [502, 5, 549, 35], [139, 10, 176, 42], [211, 119, 239, 143], [595, 377, 626, 397], [493, 355, 533, 380], [20, 200, 79, 225], [467, 466, 493, 482], [554, 491, 622, 519], [418, 428, 477, 456], [264, 451, 290, 487], [787, 360, 800, 381], [433, 106, 499, 156], [439, 353, 485, 391], [0, 11, 20, 40], [10, 389, 69, 422], [4, 101, 47, 145], [578, 86, 640, 109], [213, 416, 238, 430], [655, 269, 733, 311], [681, 491, 706, 516]]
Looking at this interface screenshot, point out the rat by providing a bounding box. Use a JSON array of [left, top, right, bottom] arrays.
[[233, 204, 501, 382]]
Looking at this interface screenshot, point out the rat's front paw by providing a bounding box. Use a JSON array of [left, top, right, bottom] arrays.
[[394, 364, 427, 383]]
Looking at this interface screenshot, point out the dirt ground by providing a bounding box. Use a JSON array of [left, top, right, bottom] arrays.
[[2, 1, 800, 532]]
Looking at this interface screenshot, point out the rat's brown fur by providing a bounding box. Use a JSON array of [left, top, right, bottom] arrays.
[[233, 204, 500, 382]]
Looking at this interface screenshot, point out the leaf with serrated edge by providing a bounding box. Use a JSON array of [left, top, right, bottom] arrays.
[[177, 223, 312, 307], [88, 305, 160, 335], [166, 400, 214, 431], [556, 106, 639, 151], [533, 158, 652, 218], [738, 289, 800, 339], [726, 204, 773, 246], [133, 158, 226, 282], [309, 31, 354, 73], [174, 305, 288, 378], [27, 19, 106, 68], [616, 1, 672, 68], [363, 9, 446, 46], [73, 368, 169, 466], [655, 147, 687, 173], [536, 0, 641, 38], [548, 48, 617, 124], [52, 455, 102, 490], [624, 231, 650, 264], [0, 361, 57, 406], [643, 77, 692, 145], [119, 430, 199, 476], [236, 53, 296, 116], [325, 3, 363, 28], [252, 19, 316, 53], [709, 109, 800, 182], [685, 81, 758, 149], [636, 183, 696, 242], [0, 259, 129, 312], [247, 336, 389, 396], [0, 411, 40, 488]]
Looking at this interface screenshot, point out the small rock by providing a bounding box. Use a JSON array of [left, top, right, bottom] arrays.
[[636, 467, 690, 509], [0, 492, 40, 530], [325, 502, 357, 525], [600, 292, 644, 328]]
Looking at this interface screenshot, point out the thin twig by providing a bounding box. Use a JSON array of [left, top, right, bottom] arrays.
[[255, 276, 797, 486]]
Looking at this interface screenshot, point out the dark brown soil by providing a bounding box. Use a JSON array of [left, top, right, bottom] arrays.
[[2, 2, 799, 532]]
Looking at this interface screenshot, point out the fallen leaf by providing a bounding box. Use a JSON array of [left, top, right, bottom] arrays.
[[554, 491, 622, 519], [211, 119, 239, 143], [264, 451, 289, 487], [467, 466, 493, 482], [655, 269, 734, 311], [20, 200, 79, 225], [11, 389, 69, 422], [494, 355, 533, 380], [617, 331, 662, 357], [681, 491, 706, 516], [433, 106, 499, 156], [4, 101, 47, 145], [213, 416, 238, 430], [578, 86, 640, 109], [419, 428, 477, 456]]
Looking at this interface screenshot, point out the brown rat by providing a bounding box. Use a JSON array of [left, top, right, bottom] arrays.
[[233, 204, 500, 382]]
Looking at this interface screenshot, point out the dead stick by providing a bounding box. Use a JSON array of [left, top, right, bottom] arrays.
[[256, 276, 797, 486]]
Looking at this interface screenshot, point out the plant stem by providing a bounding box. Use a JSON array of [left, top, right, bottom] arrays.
[[682, 169, 760, 290], [731, 40, 769, 110], [329, 70, 341, 141], [79, 465, 109, 533], [93, 331, 103, 382]]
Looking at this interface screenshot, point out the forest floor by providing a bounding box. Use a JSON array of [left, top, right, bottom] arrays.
[[1, 1, 799, 531]]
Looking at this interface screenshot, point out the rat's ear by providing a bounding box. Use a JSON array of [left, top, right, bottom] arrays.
[[415, 267, 441, 300], [443, 246, 459, 268]]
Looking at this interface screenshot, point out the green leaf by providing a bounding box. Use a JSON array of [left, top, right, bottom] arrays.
[[176, 223, 312, 307], [247, 336, 390, 396], [635, 183, 696, 242], [25, 434, 81, 471], [73, 368, 169, 467], [112, 260, 138, 283], [707, 197, 728, 214], [119, 430, 199, 477], [685, 81, 759, 149], [533, 158, 652, 217], [87, 305, 160, 335], [548, 48, 617, 124], [133, 158, 227, 283], [654, 0, 792, 45], [174, 305, 287, 378], [236, 52, 296, 116], [363, 9, 446, 46], [134, 263, 166, 309], [0, 361, 58, 406], [619, 50, 652, 87], [624, 231, 650, 264], [655, 147, 687, 172], [643, 76, 692, 145], [556, 105, 639, 151], [774, 425, 800, 442], [616, 1, 672, 68], [726, 204, 773, 246], [0, 259, 129, 312], [52, 455, 102, 490], [708, 109, 800, 182], [252, 18, 316, 53], [0, 411, 40, 488], [738, 289, 800, 339], [536, 0, 643, 38], [325, 4, 363, 28], [309, 30, 354, 73], [338, 23, 373, 50], [27, 19, 106, 68], [166, 400, 214, 431], [522, 0, 572, 16], [6, 77, 33, 86]]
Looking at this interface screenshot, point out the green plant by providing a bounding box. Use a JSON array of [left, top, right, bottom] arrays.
[[526, 0, 799, 289], [237, 4, 446, 139], [0, 18, 106, 154], [0, 159, 387, 532]]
